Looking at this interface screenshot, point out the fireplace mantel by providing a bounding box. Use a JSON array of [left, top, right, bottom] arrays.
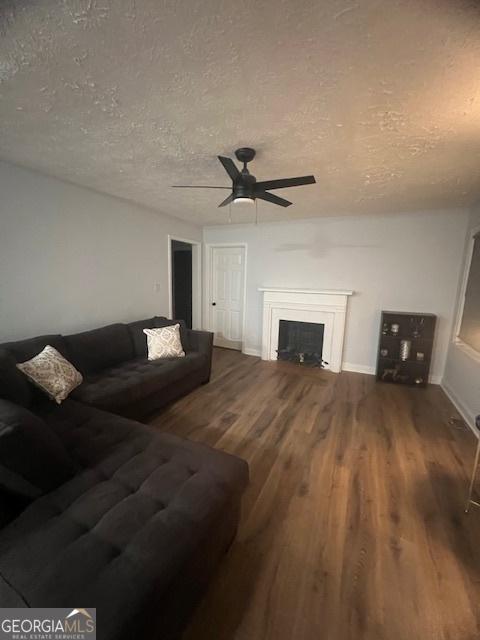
[[259, 287, 353, 372], [258, 287, 353, 296]]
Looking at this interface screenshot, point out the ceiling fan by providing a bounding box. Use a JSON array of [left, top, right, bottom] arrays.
[[172, 148, 316, 208]]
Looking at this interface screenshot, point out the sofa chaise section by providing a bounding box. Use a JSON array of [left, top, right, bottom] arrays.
[[0, 399, 248, 640]]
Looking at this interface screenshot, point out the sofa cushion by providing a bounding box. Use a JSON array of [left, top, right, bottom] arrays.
[[154, 317, 189, 350], [38, 400, 152, 468], [0, 336, 71, 407], [0, 334, 68, 362], [17, 346, 83, 404], [127, 317, 156, 357], [144, 325, 185, 360], [69, 353, 207, 413], [65, 324, 134, 375], [0, 349, 31, 408], [0, 400, 78, 499], [0, 417, 248, 628]]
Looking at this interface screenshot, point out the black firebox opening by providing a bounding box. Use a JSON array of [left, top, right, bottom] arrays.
[[277, 320, 326, 367]]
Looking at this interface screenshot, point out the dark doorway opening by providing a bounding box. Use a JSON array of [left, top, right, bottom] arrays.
[[171, 240, 193, 329], [277, 320, 325, 367]]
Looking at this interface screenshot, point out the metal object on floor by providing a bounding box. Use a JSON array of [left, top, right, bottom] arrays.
[[465, 414, 480, 513]]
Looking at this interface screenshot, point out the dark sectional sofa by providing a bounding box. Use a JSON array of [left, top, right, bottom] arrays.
[[2, 316, 214, 419], [0, 317, 249, 640]]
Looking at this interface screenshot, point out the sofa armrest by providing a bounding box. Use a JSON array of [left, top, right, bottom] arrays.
[[186, 330, 214, 382], [187, 329, 213, 355]]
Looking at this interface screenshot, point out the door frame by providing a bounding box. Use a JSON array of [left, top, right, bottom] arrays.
[[204, 243, 248, 350], [167, 235, 202, 330]]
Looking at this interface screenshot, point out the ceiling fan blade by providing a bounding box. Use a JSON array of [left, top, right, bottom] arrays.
[[256, 191, 292, 207], [255, 175, 316, 191], [171, 185, 230, 189], [218, 193, 235, 207], [218, 156, 240, 181]]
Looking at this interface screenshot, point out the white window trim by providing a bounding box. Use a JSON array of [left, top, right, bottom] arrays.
[[453, 222, 480, 363]]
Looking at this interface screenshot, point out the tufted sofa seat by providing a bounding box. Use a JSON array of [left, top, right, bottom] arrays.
[[0, 400, 248, 640], [71, 352, 208, 414], [38, 399, 153, 467]]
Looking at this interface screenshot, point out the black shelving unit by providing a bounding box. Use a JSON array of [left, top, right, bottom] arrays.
[[376, 311, 436, 387]]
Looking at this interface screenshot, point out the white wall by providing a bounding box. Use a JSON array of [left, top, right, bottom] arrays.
[[204, 209, 469, 382], [443, 205, 480, 429], [0, 161, 201, 341]]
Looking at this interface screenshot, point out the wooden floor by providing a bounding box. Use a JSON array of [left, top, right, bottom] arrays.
[[150, 348, 480, 640]]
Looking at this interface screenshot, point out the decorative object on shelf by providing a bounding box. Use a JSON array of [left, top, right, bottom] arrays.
[[381, 364, 401, 381], [376, 311, 436, 387], [381, 364, 409, 383], [399, 339, 411, 361], [410, 316, 425, 338]]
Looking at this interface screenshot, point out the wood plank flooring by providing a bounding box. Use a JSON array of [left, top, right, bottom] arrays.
[[150, 348, 480, 640]]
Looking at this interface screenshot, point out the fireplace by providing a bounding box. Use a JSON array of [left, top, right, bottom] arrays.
[[259, 287, 353, 372], [277, 320, 325, 366]]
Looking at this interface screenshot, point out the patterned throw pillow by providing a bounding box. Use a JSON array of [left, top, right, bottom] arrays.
[[143, 324, 185, 360], [16, 345, 83, 404]]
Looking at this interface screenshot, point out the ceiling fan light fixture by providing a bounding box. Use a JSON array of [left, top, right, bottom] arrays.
[[233, 196, 255, 204], [171, 148, 315, 209]]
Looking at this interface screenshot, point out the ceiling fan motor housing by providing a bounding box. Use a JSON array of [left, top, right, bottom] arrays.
[[234, 171, 256, 199]]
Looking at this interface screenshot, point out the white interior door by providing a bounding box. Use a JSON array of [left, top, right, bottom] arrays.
[[210, 246, 246, 350]]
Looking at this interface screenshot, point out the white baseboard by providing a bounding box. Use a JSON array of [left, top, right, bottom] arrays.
[[441, 379, 478, 437], [240, 353, 443, 387], [341, 362, 376, 375], [242, 347, 261, 358], [342, 362, 441, 385]]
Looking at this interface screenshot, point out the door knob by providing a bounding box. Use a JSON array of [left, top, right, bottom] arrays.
[[212, 302, 216, 306]]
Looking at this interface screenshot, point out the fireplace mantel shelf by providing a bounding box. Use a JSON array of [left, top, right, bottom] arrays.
[[258, 287, 353, 296]]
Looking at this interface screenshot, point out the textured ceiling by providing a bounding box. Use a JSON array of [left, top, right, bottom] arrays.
[[1, 0, 480, 225]]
